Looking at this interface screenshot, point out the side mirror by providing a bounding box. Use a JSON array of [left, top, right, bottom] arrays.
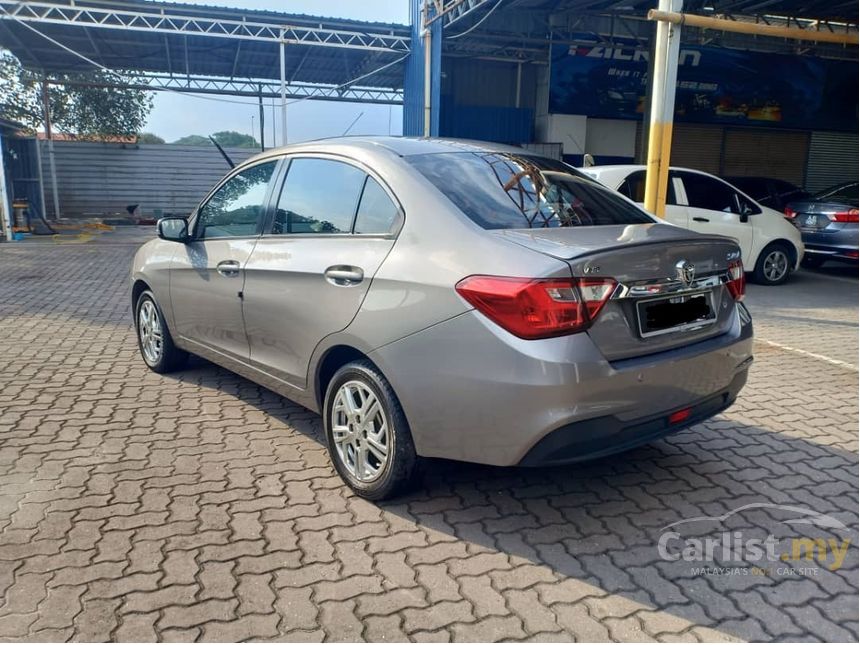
[[157, 217, 189, 242], [739, 211, 750, 224]]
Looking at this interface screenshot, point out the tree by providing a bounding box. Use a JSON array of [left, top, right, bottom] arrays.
[[0, 50, 153, 139], [137, 132, 165, 144], [172, 131, 259, 148]]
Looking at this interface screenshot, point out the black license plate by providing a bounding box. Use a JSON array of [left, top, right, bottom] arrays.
[[638, 293, 714, 336]]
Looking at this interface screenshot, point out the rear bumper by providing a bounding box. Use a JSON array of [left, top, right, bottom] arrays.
[[800, 227, 858, 260], [518, 370, 747, 466], [369, 302, 753, 467]]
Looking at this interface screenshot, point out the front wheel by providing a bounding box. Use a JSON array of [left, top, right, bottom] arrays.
[[323, 360, 419, 500], [135, 290, 188, 373], [752, 243, 793, 285]]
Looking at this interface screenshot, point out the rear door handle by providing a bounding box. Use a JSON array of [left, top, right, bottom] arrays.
[[692, 217, 710, 223], [324, 265, 364, 286], [216, 260, 241, 277]]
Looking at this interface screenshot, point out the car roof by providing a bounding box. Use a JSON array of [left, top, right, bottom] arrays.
[[240, 136, 531, 166]]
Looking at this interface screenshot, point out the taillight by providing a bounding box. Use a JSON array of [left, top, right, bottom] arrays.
[[455, 276, 616, 340], [784, 207, 797, 219], [828, 209, 859, 223], [726, 260, 745, 302]]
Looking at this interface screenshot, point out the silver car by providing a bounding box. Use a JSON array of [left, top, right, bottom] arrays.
[[132, 137, 753, 500]]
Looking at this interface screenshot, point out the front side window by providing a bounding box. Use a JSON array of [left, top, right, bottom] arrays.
[[680, 172, 740, 214], [354, 177, 400, 235], [197, 161, 276, 238], [407, 152, 654, 229], [273, 158, 366, 234]]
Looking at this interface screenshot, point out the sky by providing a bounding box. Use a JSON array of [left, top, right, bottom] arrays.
[[145, 0, 409, 144]]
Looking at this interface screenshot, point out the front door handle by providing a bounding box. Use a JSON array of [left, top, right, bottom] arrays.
[[324, 265, 364, 286], [216, 260, 241, 277], [692, 216, 710, 223]]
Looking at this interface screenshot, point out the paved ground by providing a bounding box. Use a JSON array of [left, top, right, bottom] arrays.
[[0, 228, 857, 642]]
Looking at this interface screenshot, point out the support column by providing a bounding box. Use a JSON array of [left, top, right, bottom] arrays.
[[423, 24, 432, 136], [258, 85, 265, 152], [0, 132, 12, 242], [41, 81, 61, 220], [279, 34, 288, 146], [643, 0, 682, 217]]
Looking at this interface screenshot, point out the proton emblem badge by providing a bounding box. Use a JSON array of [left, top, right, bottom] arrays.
[[675, 259, 696, 286]]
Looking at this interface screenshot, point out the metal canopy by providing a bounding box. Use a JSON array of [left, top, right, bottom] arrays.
[[0, 0, 411, 103], [431, 0, 857, 62]]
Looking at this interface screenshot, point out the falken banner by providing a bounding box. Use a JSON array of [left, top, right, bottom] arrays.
[[549, 42, 858, 131]]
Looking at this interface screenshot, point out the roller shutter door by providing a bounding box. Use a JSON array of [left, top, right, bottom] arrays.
[[722, 128, 809, 186], [805, 131, 859, 193], [635, 123, 724, 174]]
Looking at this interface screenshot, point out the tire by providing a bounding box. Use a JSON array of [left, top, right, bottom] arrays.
[[801, 255, 825, 269], [752, 243, 793, 285], [135, 290, 188, 373], [323, 360, 419, 500]]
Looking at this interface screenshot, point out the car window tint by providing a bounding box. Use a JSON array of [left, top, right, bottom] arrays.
[[355, 177, 400, 235], [618, 170, 676, 204], [681, 173, 739, 214], [833, 183, 859, 202], [273, 158, 366, 234], [197, 161, 276, 238], [407, 152, 654, 229]]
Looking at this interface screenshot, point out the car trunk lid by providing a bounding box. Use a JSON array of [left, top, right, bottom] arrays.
[[494, 223, 741, 361]]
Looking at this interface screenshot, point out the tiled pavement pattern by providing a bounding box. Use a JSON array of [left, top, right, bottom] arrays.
[[0, 230, 856, 642]]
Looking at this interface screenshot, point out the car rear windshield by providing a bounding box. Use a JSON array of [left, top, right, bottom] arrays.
[[407, 152, 655, 230]]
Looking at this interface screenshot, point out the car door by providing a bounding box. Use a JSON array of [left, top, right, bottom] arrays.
[[242, 156, 403, 388], [169, 159, 279, 361], [616, 169, 687, 226], [673, 170, 756, 262]]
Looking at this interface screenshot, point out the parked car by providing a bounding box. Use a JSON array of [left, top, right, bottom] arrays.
[[582, 165, 804, 285], [132, 138, 753, 500], [784, 181, 858, 267], [721, 176, 811, 212]]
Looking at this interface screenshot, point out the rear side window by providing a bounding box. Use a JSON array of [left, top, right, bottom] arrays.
[[273, 158, 366, 234], [355, 177, 400, 235], [619, 170, 676, 204], [197, 161, 276, 238], [407, 152, 654, 229]]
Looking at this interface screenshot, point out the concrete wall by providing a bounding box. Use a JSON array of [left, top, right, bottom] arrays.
[[40, 141, 259, 219]]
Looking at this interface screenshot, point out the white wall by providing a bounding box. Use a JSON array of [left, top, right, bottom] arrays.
[[535, 115, 637, 159], [535, 114, 587, 156], [585, 118, 637, 158]]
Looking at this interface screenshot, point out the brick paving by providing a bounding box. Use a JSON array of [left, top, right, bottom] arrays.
[[0, 229, 856, 642]]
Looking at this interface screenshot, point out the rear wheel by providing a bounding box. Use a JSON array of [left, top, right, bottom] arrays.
[[135, 290, 188, 373], [753, 243, 792, 285], [323, 360, 419, 500]]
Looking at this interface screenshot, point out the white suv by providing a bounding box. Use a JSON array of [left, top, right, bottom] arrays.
[[583, 165, 805, 285]]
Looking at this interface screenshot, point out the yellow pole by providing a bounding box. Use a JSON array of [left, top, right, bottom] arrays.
[[643, 0, 683, 217], [648, 10, 859, 46]]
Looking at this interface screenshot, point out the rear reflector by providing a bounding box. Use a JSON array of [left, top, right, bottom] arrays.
[[455, 275, 616, 340], [668, 408, 692, 424], [726, 260, 745, 302], [828, 209, 859, 223]]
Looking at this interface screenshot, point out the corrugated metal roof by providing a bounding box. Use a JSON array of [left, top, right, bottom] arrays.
[[0, 0, 409, 88]]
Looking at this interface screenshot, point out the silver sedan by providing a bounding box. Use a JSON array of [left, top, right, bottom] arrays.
[[132, 137, 753, 500]]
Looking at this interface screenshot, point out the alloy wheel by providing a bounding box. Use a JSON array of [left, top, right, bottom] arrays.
[[763, 249, 789, 283], [330, 380, 391, 482], [138, 299, 163, 365]]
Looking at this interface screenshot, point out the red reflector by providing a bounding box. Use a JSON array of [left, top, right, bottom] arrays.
[[668, 408, 692, 424], [455, 275, 616, 340], [847, 251, 859, 258], [830, 209, 859, 223]]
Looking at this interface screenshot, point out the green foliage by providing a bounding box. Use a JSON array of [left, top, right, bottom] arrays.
[[137, 132, 165, 144], [0, 51, 153, 139], [172, 131, 260, 148]]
